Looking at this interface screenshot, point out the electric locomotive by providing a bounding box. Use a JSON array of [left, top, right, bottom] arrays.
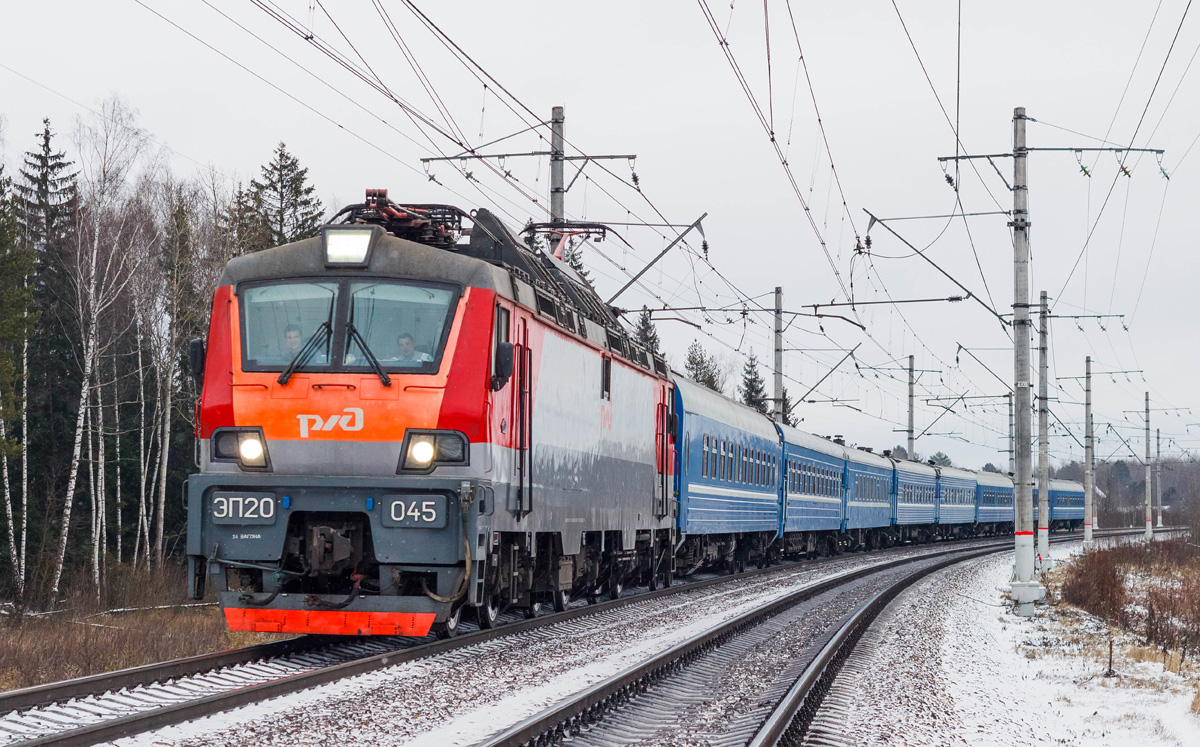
[[186, 191, 676, 637]]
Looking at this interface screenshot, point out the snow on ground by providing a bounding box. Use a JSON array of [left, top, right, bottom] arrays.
[[116, 544, 952, 747], [835, 538, 1200, 746]]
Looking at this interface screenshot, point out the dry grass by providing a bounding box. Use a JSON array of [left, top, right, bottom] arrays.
[[1191, 687, 1200, 715], [0, 563, 287, 691]]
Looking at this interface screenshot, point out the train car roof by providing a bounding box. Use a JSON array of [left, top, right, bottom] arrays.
[[845, 446, 893, 470], [937, 466, 978, 483], [1050, 478, 1083, 491], [217, 226, 515, 295], [894, 459, 937, 477], [778, 424, 846, 459], [673, 374, 780, 441], [976, 470, 1014, 488]]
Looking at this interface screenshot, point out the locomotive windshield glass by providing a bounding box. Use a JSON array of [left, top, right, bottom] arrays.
[[241, 282, 338, 368], [344, 281, 456, 371]]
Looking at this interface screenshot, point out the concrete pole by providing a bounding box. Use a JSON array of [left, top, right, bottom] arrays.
[[1037, 291, 1050, 564], [774, 286, 784, 423], [550, 106, 565, 223], [1010, 107, 1042, 613], [1083, 356, 1094, 548], [1145, 392, 1153, 541], [1156, 428, 1163, 528], [908, 355, 915, 459], [1008, 392, 1014, 474]]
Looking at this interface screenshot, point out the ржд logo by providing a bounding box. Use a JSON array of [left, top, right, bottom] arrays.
[[297, 407, 364, 438]]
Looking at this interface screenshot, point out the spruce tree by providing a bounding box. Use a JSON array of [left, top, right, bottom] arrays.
[[780, 384, 798, 427], [563, 239, 591, 284], [250, 143, 323, 246], [684, 340, 721, 392], [15, 121, 77, 537], [14, 119, 76, 251], [930, 451, 953, 467], [739, 351, 769, 414], [221, 183, 272, 256], [634, 306, 660, 356]]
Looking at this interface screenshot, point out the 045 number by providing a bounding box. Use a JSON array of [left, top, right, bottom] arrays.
[[213, 495, 275, 520], [391, 500, 438, 523]]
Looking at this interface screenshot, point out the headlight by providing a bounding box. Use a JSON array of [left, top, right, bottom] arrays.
[[238, 434, 265, 465], [408, 435, 436, 466], [211, 428, 271, 471], [400, 431, 468, 472]]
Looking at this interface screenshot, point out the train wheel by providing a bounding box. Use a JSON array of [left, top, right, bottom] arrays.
[[434, 604, 462, 639], [608, 577, 624, 601], [523, 601, 543, 619], [475, 594, 500, 629], [553, 587, 571, 612]]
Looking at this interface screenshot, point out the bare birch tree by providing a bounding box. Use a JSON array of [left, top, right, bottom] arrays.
[[49, 99, 149, 599]]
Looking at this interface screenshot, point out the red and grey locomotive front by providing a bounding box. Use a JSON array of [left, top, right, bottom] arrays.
[[186, 199, 676, 637]]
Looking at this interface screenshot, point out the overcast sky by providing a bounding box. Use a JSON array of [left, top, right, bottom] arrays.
[[3, 0, 1198, 470]]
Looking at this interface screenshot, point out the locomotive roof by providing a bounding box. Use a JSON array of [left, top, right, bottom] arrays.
[[217, 225, 516, 295], [673, 374, 780, 441]]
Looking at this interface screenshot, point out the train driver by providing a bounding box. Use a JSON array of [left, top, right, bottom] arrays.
[[283, 324, 303, 357], [393, 332, 432, 364]]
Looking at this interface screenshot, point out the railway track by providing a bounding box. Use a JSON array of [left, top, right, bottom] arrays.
[[0, 529, 1149, 747], [478, 528, 1157, 747]]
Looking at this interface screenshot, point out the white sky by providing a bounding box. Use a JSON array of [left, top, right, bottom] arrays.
[[3, 0, 1198, 470]]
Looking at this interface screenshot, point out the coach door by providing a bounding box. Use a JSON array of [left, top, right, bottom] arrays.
[[654, 385, 672, 519]]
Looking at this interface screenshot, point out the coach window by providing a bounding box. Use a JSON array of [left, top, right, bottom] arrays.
[[702, 436, 709, 477]]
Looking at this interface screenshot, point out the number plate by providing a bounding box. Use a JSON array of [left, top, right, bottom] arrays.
[[211, 492, 277, 525], [382, 494, 447, 528]]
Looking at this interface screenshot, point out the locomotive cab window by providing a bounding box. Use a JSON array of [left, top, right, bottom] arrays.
[[239, 278, 459, 374], [344, 281, 455, 371], [241, 281, 338, 368]]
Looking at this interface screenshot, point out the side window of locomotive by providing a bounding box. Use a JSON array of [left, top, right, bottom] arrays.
[[345, 281, 456, 371], [492, 305, 510, 379], [241, 281, 338, 368], [601, 356, 612, 400]]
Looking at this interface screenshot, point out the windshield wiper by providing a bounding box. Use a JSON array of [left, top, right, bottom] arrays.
[[277, 321, 331, 385], [346, 323, 392, 387]]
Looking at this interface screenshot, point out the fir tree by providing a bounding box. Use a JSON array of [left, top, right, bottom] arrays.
[[563, 239, 591, 284], [780, 385, 798, 427], [981, 462, 1001, 473], [930, 451, 953, 467], [249, 142, 323, 247], [684, 340, 721, 392], [14, 119, 76, 251], [634, 306, 660, 356], [221, 183, 272, 256], [891, 445, 909, 460], [739, 351, 769, 414]]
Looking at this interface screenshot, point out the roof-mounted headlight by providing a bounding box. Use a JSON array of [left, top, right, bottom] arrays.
[[323, 226, 375, 266]]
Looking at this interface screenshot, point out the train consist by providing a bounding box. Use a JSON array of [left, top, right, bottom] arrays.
[[185, 192, 1084, 638]]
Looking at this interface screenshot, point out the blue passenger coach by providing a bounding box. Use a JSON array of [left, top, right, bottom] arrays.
[[975, 469, 1014, 527], [778, 425, 845, 534], [845, 447, 894, 541], [1049, 478, 1085, 529], [673, 376, 782, 565], [936, 466, 978, 530], [894, 459, 937, 533]]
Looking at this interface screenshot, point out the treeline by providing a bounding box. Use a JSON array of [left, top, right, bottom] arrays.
[[0, 98, 325, 608]]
